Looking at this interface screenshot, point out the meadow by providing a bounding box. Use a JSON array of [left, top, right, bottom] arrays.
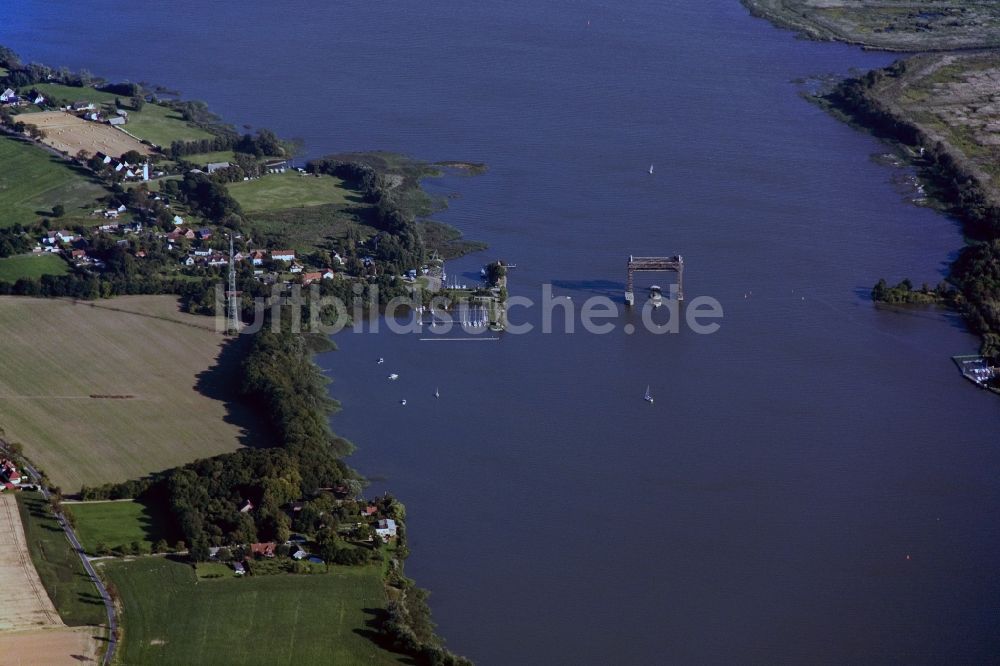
[[30, 83, 119, 106], [124, 102, 215, 147], [101, 557, 406, 666], [0, 136, 107, 227], [0, 253, 68, 281], [0, 296, 264, 491], [227, 172, 356, 212], [66, 500, 170, 554]]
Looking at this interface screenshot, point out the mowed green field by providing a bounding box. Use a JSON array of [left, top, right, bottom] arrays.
[[0, 296, 264, 491], [0, 136, 107, 227], [0, 253, 69, 281], [66, 500, 168, 553], [124, 103, 215, 147], [181, 150, 238, 165], [16, 492, 107, 626], [29, 83, 119, 106], [227, 172, 355, 212], [101, 557, 405, 666]]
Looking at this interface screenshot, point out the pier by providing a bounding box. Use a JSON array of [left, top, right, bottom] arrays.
[[625, 255, 683, 306]]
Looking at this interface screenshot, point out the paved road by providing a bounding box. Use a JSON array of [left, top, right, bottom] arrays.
[[9, 452, 118, 665]]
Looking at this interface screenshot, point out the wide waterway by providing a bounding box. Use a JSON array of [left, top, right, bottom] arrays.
[[6, 1, 1000, 663]]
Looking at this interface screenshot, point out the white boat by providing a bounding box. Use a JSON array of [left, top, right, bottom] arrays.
[[648, 164, 654, 174], [377, 357, 384, 365], [644, 385, 654, 404], [388, 373, 399, 381], [434, 387, 440, 398], [400, 399, 407, 406], [649, 285, 663, 308]]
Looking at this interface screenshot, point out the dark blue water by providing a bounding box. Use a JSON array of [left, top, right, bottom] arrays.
[[6, 2, 1000, 663]]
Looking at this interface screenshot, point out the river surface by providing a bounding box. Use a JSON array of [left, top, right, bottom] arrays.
[[6, 1, 1000, 663]]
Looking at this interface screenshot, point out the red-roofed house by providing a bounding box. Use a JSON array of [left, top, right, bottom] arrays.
[[250, 542, 277, 558]]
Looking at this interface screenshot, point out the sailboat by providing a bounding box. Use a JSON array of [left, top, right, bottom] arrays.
[[434, 387, 440, 398], [648, 164, 654, 175], [644, 385, 654, 404]]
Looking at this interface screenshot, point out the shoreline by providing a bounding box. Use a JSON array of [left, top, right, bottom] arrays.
[[747, 5, 1000, 383], [0, 45, 476, 663], [740, 1, 1000, 52]]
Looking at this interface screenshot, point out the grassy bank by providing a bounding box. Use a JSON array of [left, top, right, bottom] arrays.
[[742, 1, 1000, 51], [0, 253, 68, 281], [101, 557, 405, 666], [0, 135, 107, 228], [15, 492, 107, 626], [123, 102, 215, 147]]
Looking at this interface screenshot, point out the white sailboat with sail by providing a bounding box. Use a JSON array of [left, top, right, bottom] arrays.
[[644, 385, 654, 404]]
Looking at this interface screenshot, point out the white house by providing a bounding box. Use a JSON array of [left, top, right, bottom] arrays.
[[289, 262, 304, 274], [321, 268, 336, 280], [0, 88, 15, 103], [55, 230, 77, 243], [32, 94, 45, 105], [109, 116, 126, 126], [271, 250, 295, 262], [375, 518, 398, 541], [206, 162, 230, 174]]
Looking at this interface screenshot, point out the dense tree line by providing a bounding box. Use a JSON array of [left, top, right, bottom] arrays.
[[871, 278, 951, 305], [381, 583, 472, 666], [161, 172, 243, 222], [308, 157, 426, 273], [168, 128, 287, 160], [952, 240, 1000, 359], [81, 311, 356, 558]]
